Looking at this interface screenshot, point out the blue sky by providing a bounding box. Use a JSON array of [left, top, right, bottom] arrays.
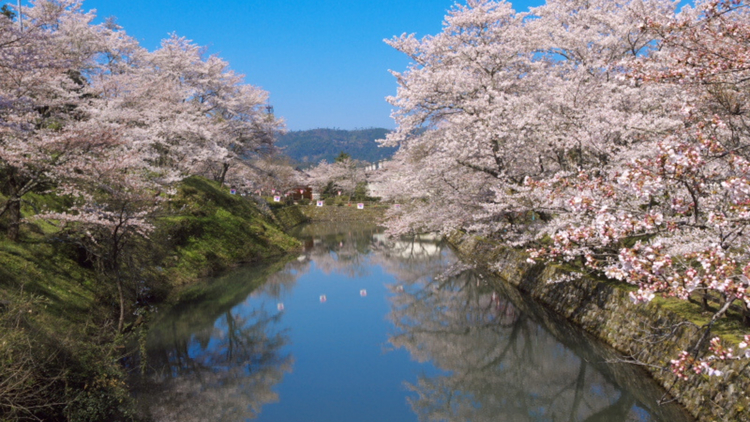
[[27, 1, 544, 130]]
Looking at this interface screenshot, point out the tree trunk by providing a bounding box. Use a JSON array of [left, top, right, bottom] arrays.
[[6, 176, 21, 241], [116, 272, 125, 333], [110, 219, 125, 333], [7, 197, 20, 242], [218, 162, 230, 187]]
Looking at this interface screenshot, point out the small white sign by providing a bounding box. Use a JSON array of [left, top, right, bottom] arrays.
[[357, 203, 364, 209], [273, 196, 281, 202], [317, 200, 324, 207]]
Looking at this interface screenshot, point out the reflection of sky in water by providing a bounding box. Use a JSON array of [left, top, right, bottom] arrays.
[[136, 223, 694, 422], [245, 258, 446, 422]]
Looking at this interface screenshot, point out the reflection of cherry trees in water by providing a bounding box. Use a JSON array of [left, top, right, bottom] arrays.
[[132, 225, 689, 421], [134, 306, 292, 422], [260, 261, 308, 299], [289, 222, 384, 278], [388, 266, 657, 422], [370, 235, 455, 290], [273, 223, 450, 288]]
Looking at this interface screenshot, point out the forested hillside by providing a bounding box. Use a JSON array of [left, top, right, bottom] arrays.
[[276, 128, 397, 166]]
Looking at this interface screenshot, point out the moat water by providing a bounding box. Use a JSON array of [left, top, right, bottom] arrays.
[[131, 222, 694, 422]]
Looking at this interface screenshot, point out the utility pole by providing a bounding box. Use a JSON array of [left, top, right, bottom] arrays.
[[17, 0, 22, 31]]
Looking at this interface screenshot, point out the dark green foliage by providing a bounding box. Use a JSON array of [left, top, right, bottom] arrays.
[[276, 128, 396, 166], [334, 151, 351, 162], [267, 200, 285, 210], [0, 292, 137, 422], [353, 182, 368, 201], [321, 181, 336, 197], [1, 5, 15, 20]]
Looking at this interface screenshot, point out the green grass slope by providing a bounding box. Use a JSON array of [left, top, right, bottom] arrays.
[[158, 177, 300, 285], [0, 176, 300, 421]]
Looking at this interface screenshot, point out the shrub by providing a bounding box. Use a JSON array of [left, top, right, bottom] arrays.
[[0, 293, 136, 422]]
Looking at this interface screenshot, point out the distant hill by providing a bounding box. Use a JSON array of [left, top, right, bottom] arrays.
[[276, 128, 397, 166]]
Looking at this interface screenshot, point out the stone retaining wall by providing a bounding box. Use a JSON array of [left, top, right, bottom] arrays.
[[447, 232, 750, 422]]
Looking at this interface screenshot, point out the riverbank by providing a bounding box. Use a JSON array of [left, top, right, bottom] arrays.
[[297, 202, 389, 223], [447, 232, 750, 421], [0, 177, 301, 421], [270, 202, 389, 229]]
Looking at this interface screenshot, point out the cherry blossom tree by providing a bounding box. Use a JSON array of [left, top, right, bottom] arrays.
[[0, 1, 160, 331], [0, 0, 110, 240], [0, 1, 286, 332], [382, 0, 750, 381], [241, 154, 303, 194], [304, 156, 367, 197], [145, 34, 283, 186], [380, 0, 677, 238], [41, 139, 165, 333], [529, 0, 750, 378]]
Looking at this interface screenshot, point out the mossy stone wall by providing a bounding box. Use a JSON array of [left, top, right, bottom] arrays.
[[447, 232, 750, 422]]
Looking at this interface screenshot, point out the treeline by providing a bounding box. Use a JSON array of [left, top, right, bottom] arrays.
[[277, 127, 397, 166], [378, 0, 750, 385]]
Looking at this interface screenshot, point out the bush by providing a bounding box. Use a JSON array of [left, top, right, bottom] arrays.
[[267, 200, 285, 210], [0, 293, 136, 422], [165, 217, 205, 247]]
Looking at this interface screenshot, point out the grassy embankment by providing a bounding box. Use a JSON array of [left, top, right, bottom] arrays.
[[0, 176, 300, 421]]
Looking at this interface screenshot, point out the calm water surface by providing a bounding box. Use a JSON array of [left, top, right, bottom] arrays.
[[131, 222, 694, 422]]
